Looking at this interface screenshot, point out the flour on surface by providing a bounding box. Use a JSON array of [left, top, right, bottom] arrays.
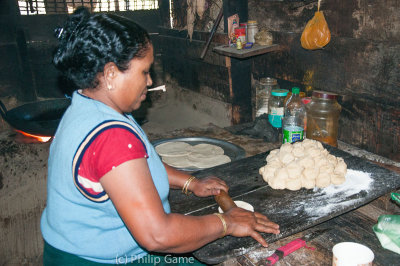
[[298, 169, 373, 218], [246, 248, 275, 261]]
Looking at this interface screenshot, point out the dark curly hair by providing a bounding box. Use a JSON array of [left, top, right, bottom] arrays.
[[53, 7, 151, 90]]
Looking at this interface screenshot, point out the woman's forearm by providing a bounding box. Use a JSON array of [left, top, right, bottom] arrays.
[[144, 213, 225, 253], [164, 163, 193, 190]]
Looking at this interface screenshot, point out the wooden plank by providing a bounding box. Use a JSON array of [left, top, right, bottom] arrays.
[[169, 145, 400, 264], [235, 210, 400, 265], [213, 44, 284, 59]]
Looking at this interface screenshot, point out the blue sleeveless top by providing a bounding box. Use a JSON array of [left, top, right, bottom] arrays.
[[41, 91, 170, 263]]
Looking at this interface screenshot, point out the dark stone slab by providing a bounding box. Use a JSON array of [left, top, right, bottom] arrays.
[[168, 145, 400, 264]]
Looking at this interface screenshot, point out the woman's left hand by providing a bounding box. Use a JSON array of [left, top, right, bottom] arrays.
[[190, 176, 228, 197]]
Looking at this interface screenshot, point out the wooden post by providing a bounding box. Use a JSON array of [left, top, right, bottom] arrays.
[[223, 0, 251, 124]]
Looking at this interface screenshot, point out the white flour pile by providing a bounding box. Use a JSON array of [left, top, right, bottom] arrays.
[[296, 169, 373, 218]]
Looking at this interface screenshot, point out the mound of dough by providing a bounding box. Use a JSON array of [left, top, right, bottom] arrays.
[[259, 139, 347, 190], [156, 141, 231, 169]]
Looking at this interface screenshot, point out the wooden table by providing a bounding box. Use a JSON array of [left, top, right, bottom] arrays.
[[222, 202, 400, 266], [154, 126, 400, 265]]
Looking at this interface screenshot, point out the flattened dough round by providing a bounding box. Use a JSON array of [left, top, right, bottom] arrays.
[[162, 155, 193, 168], [190, 154, 231, 168], [155, 141, 191, 157], [187, 143, 224, 156]]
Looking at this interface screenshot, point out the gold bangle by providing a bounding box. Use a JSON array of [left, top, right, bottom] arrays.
[[182, 176, 196, 196], [213, 213, 227, 238]]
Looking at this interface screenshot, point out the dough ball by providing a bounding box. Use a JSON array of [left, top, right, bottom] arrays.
[[266, 153, 279, 163], [303, 168, 319, 180], [280, 143, 293, 154], [268, 175, 286, 189], [286, 163, 304, 179], [259, 166, 265, 175], [335, 158, 347, 175], [275, 168, 289, 180], [301, 175, 316, 189], [268, 160, 283, 169], [298, 156, 315, 169], [293, 141, 303, 148], [302, 139, 317, 149], [279, 152, 295, 165], [269, 149, 280, 156], [320, 163, 334, 174], [331, 173, 346, 185], [321, 149, 329, 156], [292, 146, 305, 158], [316, 141, 324, 150], [306, 147, 321, 158], [314, 156, 328, 168], [286, 177, 302, 191], [261, 164, 279, 182], [327, 154, 338, 166], [316, 172, 331, 188]]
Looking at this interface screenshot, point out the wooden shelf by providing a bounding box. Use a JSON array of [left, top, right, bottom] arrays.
[[213, 43, 283, 59]]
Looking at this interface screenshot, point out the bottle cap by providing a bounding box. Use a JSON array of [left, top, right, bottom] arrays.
[[292, 87, 300, 94], [271, 89, 289, 96]]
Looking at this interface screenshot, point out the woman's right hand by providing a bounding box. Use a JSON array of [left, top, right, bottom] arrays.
[[223, 207, 280, 247]]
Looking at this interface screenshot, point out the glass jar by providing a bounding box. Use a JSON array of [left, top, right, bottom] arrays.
[[305, 90, 342, 147], [247, 20, 258, 43], [256, 77, 280, 117], [268, 89, 289, 128]]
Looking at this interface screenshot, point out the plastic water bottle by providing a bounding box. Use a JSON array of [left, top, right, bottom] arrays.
[[282, 87, 306, 143]]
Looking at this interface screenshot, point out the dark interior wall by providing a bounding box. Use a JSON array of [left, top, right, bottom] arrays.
[[159, 0, 255, 124], [22, 10, 161, 98], [247, 0, 400, 161], [0, 0, 36, 101], [0, 5, 161, 101]]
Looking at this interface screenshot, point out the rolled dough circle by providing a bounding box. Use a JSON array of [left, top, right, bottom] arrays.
[[187, 143, 224, 155], [155, 141, 191, 157], [218, 200, 254, 213], [189, 154, 231, 168], [161, 155, 193, 168]]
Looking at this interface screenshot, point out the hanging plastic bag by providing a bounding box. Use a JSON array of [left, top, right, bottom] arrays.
[[373, 215, 400, 254], [300, 0, 331, 50]]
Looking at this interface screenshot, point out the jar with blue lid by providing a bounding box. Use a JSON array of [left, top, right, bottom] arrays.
[[268, 89, 289, 128]]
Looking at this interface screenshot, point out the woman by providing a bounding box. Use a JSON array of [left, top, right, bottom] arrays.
[[41, 7, 279, 265]]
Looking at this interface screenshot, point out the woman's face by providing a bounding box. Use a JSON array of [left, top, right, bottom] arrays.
[[111, 45, 154, 113]]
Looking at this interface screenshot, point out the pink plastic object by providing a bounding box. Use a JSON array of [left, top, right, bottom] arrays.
[[266, 238, 307, 265]]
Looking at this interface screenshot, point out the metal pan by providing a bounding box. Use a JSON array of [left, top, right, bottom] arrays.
[[152, 137, 246, 172], [0, 98, 71, 136]]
